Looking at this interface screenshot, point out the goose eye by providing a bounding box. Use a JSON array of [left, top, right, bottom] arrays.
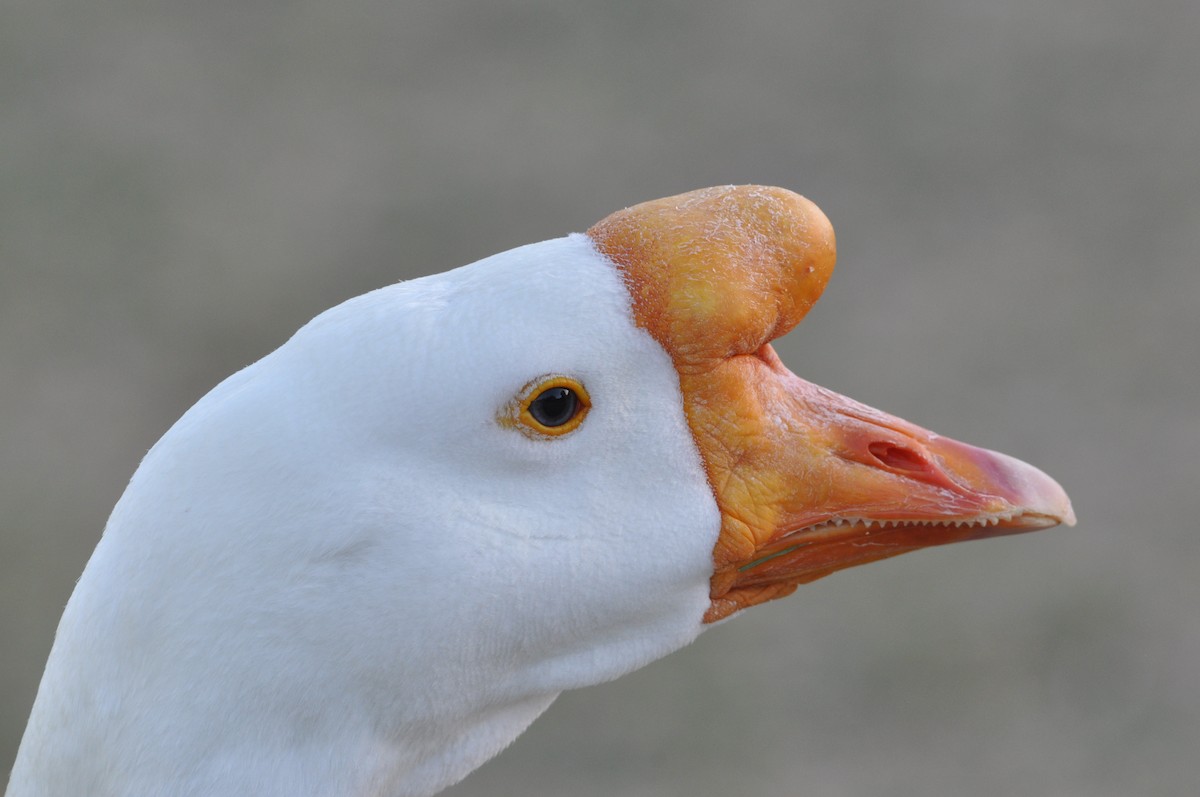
[[528, 387, 578, 427], [505, 375, 591, 438]]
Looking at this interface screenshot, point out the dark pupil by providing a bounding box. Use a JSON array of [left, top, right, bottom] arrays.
[[529, 387, 577, 427]]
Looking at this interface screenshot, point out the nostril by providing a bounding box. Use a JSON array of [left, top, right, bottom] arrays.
[[868, 441, 929, 472]]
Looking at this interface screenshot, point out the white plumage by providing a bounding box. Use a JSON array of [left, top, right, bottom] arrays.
[[7, 187, 1072, 797]]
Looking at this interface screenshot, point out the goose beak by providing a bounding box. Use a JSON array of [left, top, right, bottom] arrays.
[[587, 184, 1075, 622], [703, 341, 1075, 620]]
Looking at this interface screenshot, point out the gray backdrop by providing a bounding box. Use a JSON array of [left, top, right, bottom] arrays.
[[3, 1, 1196, 795]]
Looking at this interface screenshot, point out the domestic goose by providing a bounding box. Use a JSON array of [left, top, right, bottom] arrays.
[[6, 186, 1074, 797]]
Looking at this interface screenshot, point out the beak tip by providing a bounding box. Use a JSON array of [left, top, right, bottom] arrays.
[[988, 448, 1076, 529]]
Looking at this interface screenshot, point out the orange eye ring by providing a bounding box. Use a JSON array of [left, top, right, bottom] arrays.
[[504, 375, 591, 438]]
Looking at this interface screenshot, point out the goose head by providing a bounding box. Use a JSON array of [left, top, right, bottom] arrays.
[[8, 186, 1073, 797]]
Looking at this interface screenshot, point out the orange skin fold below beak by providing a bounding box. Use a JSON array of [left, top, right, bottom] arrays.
[[588, 186, 1075, 622]]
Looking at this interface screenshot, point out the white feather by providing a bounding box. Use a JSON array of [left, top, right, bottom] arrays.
[[8, 235, 720, 797]]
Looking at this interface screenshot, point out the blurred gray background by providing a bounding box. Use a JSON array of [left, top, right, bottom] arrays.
[[2, 1, 1196, 795]]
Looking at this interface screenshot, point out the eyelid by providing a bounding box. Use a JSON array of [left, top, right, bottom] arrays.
[[500, 374, 591, 439]]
